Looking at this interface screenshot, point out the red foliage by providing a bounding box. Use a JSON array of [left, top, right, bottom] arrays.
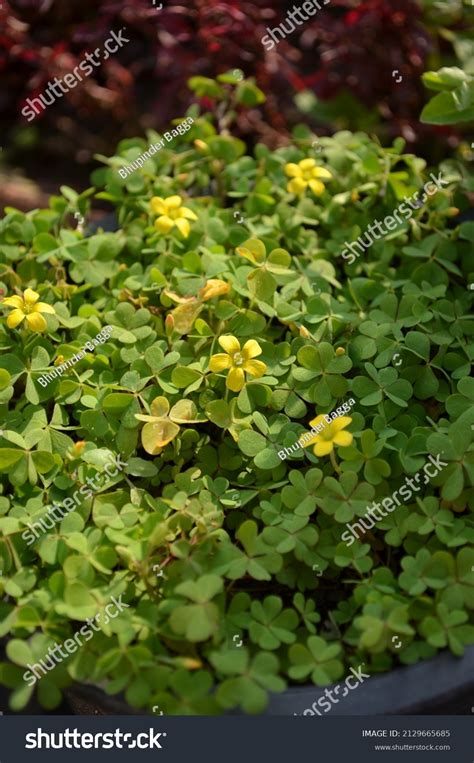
[[0, 0, 464, 180]]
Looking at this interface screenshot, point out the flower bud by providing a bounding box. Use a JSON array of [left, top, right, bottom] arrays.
[[335, 347, 345, 356], [199, 279, 229, 301], [176, 657, 202, 670], [71, 441, 86, 457], [194, 139, 209, 153]]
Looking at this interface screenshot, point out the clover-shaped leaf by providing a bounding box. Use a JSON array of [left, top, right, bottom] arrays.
[[419, 603, 474, 657], [225, 520, 282, 581], [288, 636, 343, 685], [135, 396, 204, 454], [248, 596, 299, 650], [211, 650, 286, 714], [354, 599, 415, 653], [169, 574, 223, 642], [399, 549, 453, 595]]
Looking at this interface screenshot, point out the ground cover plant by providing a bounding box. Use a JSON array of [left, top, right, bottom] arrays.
[[0, 75, 473, 715]]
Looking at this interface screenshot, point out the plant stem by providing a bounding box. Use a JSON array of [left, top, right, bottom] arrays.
[[330, 449, 341, 474]]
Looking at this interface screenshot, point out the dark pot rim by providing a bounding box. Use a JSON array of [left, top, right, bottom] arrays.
[[64, 645, 474, 716]]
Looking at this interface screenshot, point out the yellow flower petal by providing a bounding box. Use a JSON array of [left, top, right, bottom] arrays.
[[333, 430, 353, 447], [244, 359, 267, 378], [308, 415, 327, 429], [34, 302, 55, 315], [180, 206, 198, 221], [284, 163, 303, 178], [3, 296, 23, 308], [23, 288, 40, 306], [288, 177, 307, 195], [313, 167, 332, 179], [209, 353, 232, 372], [330, 416, 352, 432], [299, 158, 317, 171], [164, 195, 183, 210], [25, 312, 47, 332], [155, 215, 174, 234], [174, 218, 191, 238], [227, 366, 245, 392], [308, 179, 325, 196], [313, 440, 334, 457], [242, 339, 262, 360], [218, 335, 240, 355], [6, 308, 25, 328], [151, 197, 167, 215]]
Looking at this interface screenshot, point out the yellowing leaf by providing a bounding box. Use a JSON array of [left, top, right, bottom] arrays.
[[171, 302, 203, 334], [150, 396, 170, 418], [169, 399, 202, 423], [141, 420, 180, 454]]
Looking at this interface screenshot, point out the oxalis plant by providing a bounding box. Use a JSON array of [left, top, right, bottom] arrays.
[[0, 73, 473, 715]]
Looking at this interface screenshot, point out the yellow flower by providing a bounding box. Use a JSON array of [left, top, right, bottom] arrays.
[[284, 158, 332, 196], [199, 279, 230, 301], [209, 335, 267, 392], [150, 195, 198, 238], [302, 415, 353, 457], [3, 288, 55, 332]]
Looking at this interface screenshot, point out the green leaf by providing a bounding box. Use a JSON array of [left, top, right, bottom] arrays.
[[238, 430, 267, 456]]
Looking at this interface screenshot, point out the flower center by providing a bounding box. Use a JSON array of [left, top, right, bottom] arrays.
[[23, 302, 33, 314], [302, 170, 313, 181], [320, 425, 334, 441], [233, 352, 244, 367]]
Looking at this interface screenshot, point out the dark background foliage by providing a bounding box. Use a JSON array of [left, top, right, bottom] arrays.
[[0, 0, 471, 209]]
